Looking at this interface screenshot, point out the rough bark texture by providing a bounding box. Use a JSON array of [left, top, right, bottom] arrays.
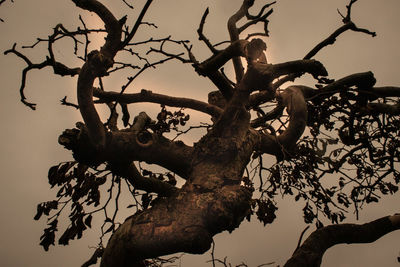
[[100, 83, 259, 266]]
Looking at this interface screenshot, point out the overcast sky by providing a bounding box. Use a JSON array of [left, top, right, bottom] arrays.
[[0, 0, 400, 266]]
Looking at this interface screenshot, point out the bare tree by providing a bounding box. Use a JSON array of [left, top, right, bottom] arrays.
[[4, 0, 400, 266]]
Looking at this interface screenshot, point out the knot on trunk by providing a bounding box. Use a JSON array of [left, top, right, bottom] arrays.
[[87, 50, 114, 77], [206, 185, 253, 234], [135, 131, 154, 147], [58, 122, 106, 166]]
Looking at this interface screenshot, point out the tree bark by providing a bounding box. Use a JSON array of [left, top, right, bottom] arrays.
[[284, 214, 400, 267], [101, 85, 259, 266]]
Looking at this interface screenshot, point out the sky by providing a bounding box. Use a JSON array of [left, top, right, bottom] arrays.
[[0, 0, 400, 266]]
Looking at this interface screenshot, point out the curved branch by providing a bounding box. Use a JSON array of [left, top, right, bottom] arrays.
[[227, 0, 253, 82], [247, 59, 328, 92], [207, 71, 235, 100], [195, 40, 248, 99], [284, 214, 400, 267], [305, 23, 350, 59], [5, 34, 80, 109], [101, 184, 252, 267], [276, 86, 308, 150], [72, 0, 123, 150], [109, 162, 178, 196], [77, 55, 108, 150], [250, 103, 284, 128], [246, 1, 275, 20], [239, 7, 274, 34], [93, 88, 223, 118], [4, 44, 53, 109], [300, 72, 377, 99], [196, 40, 248, 76], [197, 8, 218, 54], [303, 21, 372, 60], [258, 132, 282, 159], [257, 86, 308, 159], [249, 90, 275, 107], [59, 122, 194, 178], [268, 60, 328, 79], [72, 0, 122, 57]]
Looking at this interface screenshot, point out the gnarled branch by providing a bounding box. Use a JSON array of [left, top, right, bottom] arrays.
[[109, 162, 178, 196], [227, 0, 254, 82], [93, 88, 223, 118], [284, 214, 400, 267], [72, 0, 123, 150], [257, 86, 308, 159]]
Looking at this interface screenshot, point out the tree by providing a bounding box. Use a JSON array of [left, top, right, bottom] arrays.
[[3, 0, 400, 266]]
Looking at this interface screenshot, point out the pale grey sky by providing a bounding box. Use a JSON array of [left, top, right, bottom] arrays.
[[0, 0, 399, 266]]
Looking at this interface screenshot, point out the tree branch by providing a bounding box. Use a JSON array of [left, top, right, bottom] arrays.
[[77, 53, 109, 151], [273, 0, 376, 89], [4, 43, 80, 110], [363, 102, 400, 115], [71, 0, 123, 150], [300, 72, 376, 99], [227, 0, 254, 82], [195, 40, 250, 99], [196, 40, 248, 76], [257, 86, 309, 159], [361, 86, 400, 100], [304, 22, 357, 60], [93, 88, 223, 118], [120, 0, 153, 48], [246, 59, 328, 92], [277, 86, 308, 150], [250, 103, 284, 128], [59, 122, 194, 178], [206, 71, 235, 100], [239, 7, 274, 35], [82, 247, 104, 267], [72, 0, 122, 57], [109, 162, 178, 196], [284, 214, 400, 267], [197, 8, 218, 54]]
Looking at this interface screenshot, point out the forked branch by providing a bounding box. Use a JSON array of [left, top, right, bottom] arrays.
[[273, 0, 376, 89]]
